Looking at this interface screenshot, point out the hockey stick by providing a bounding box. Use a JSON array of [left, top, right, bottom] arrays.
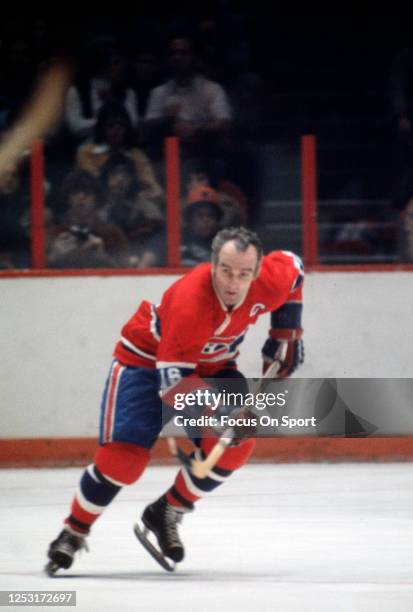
[[176, 342, 288, 479]]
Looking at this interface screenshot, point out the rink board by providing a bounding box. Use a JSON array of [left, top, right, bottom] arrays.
[[2, 436, 413, 467]]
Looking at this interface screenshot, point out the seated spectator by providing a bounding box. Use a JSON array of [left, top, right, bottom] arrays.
[[99, 153, 164, 263], [76, 102, 162, 201], [48, 170, 128, 268], [144, 35, 232, 167], [138, 180, 245, 268], [0, 160, 31, 268], [185, 170, 248, 227], [180, 185, 223, 266], [65, 41, 138, 143], [137, 186, 223, 269]]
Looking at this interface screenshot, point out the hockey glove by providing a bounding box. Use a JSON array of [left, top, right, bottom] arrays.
[[262, 329, 304, 378]]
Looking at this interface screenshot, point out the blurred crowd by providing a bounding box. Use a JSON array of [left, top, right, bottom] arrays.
[[1, 12, 413, 268], [0, 9, 268, 269]]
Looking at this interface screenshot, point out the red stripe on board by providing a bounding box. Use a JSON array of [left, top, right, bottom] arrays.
[[0, 267, 188, 279], [1, 265, 413, 280], [307, 263, 413, 273], [104, 363, 122, 444], [2, 437, 413, 467]]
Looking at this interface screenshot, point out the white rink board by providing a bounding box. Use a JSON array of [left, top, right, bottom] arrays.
[[1, 271, 412, 437], [0, 463, 413, 611]]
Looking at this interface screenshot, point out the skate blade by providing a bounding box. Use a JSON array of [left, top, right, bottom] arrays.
[[133, 523, 176, 572], [44, 561, 60, 577]]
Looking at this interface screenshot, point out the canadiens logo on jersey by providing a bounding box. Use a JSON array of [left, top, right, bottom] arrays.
[[200, 331, 247, 362]]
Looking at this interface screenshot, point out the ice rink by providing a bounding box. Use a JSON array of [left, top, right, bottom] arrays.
[[1, 462, 413, 611]]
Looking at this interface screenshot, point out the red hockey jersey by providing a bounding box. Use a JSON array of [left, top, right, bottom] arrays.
[[114, 251, 303, 383]]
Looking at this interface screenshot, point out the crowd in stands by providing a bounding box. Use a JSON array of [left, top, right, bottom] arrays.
[[1, 13, 413, 267], [0, 9, 265, 269]]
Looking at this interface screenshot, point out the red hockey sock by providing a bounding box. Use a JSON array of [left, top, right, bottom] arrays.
[[94, 442, 150, 485], [166, 438, 256, 509], [65, 442, 150, 534]]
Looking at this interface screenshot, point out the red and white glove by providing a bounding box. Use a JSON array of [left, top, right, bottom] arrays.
[[262, 328, 304, 378]]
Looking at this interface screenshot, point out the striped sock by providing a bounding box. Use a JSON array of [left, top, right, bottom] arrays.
[[166, 438, 256, 509], [166, 450, 233, 509], [64, 464, 121, 534]]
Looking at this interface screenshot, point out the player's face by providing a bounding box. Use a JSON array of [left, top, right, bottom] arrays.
[[212, 240, 260, 307]]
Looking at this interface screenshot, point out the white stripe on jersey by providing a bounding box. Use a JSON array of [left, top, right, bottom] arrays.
[[214, 313, 232, 336], [156, 360, 197, 369], [199, 350, 238, 363], [120, 336, 156, 360], [150, 304, 161, 341]]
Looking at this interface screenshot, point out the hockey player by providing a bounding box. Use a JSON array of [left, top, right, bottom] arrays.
[[46, 226, 304, 573]]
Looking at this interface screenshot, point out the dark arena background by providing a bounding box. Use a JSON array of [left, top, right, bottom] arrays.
[[1, 8, 412, 611]]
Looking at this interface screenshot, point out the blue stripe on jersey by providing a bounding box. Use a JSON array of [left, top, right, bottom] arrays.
[[292, 270, 304, 291]]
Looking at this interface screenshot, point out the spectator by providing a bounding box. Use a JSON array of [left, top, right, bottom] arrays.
[[138, 185, 224, 269], [99, 153, 164, 264], [76, 102, 162, 201], [0, 161, 31, 268], [185, 170, 248, 227], [143, 35, 232, 172], [180, 185, 223, 266], [65, 40, 138, 143], [48, 170, 128, 268]]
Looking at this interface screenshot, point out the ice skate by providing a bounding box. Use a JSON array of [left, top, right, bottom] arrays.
[[45, 527, 88, 576], [134, 495, 192, 571]]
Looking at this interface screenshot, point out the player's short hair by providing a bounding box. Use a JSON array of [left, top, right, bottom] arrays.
[[211, 227, 263, 271]]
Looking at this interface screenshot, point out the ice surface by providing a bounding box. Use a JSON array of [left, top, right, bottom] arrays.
[[0, 463, 412, 611]]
